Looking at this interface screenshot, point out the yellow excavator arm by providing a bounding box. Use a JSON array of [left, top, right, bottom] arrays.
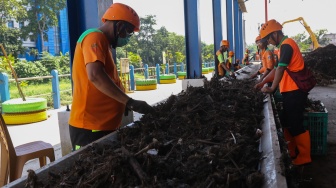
[[282, 17, 320, 50]]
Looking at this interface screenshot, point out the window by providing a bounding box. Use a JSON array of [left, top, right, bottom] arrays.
[[19, 22, 24, 28], [8, 21, 14, 28]]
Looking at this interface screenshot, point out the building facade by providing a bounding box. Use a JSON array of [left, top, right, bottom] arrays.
[[322, 33, 336, 46], [8, 8, 69, 61]]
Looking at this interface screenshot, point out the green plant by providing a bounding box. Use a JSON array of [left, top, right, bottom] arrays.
[[0, 54, 15, 75], [40, 52, 60, 73], [160, 64, 166, 74], [14, 61, 49, 84], [134, 73, 145, 80], [56, 52, 70, 74]]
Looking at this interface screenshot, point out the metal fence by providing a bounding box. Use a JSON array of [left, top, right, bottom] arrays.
[[0, 62, 215, 109], [0, 70, 69, 109]]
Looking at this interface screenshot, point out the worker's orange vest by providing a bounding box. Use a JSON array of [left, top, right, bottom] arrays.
[[279, 38, 303, 93]]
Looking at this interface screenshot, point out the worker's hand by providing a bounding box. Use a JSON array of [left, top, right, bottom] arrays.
[[230, 72, 236, 79], [250, 73, 257, 79], [261, 86, 274, 94], [254, 82, 264, 90], [126, 98, 155, 114]]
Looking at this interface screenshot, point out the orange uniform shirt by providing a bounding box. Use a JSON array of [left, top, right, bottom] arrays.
[[278, 37, 303, 93], [243, 52, 249, 65], [216, 50, 229, 76], [69, 29, 125, 131], [259, 49, 275, 74]]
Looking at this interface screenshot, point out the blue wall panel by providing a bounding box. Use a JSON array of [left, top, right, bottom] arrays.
[[234, 0, 240, 62], [213, 0, 224, 77], [226, 0, 234, 53], [59, 8, 70, 54], [239, 9, 244, 62], [46, 29, 55, 54]]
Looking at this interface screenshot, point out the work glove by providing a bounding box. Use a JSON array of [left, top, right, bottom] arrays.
[[230, 72, 236, 79], [126, 98, 155, 115]]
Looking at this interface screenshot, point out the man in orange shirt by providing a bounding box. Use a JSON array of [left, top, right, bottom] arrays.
[[242, 48, 250, 65], [233, 59, 241, 71], [69, 3, 154, 150], [250, 35, 275, 83], [216, 40, 235, 78], [255, 19, 311, 166]]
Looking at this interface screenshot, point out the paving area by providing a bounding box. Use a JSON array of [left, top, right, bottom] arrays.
[[301, 81, 336, 188], [309, 83, 336, 143]]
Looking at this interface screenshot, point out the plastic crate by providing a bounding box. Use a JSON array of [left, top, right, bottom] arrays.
[[272, 95, 328, 155], [303, 105, 328, 155]]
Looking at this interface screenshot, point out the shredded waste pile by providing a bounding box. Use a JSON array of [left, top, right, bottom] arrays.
[[304, 44, 336, 85], [26, 78, 266, 188], [305, 98, 326, 112]]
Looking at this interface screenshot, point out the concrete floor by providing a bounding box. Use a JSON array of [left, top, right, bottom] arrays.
[[308, 82, 336, 143]]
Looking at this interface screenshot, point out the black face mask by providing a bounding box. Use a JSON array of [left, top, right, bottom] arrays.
[[110, 22, 119, 49], [270, 34, 278, 46]]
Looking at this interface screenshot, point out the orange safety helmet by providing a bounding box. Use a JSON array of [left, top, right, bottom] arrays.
[[255, 35, 261, 43], [229, 51, 234, 56], [220, 40, 230, 48], [259, 19, 282, 39], [102, 3, 140, 32]]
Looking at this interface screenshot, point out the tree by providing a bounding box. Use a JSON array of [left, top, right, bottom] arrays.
[[202, 43, 214, 63], [314, 29, 329, 46], [0, 0, 26, 58], [175, 51, 185, 63], [246, 43, 257, 54], [115, 16, 189, 68], [292, 32, 311, 52], [152, 26, 170, 64], [0, 26, 25, 58], [137, 15, 157, 66], [291, 29, 329, 51], [0, 0, 26, 25], [20, 0, 67, 51], [167, 32, 186, 64], [128, 52, 142, 68], [0, 53, 15, 76]]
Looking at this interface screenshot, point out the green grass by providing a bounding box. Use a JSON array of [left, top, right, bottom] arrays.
[[9, 78, 72, 109], [134, 73, 145, 80]]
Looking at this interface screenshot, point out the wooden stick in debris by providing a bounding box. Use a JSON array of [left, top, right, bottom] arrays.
[[226, 174, 230, 187], [228, 155, 243, 175], [230, 131, 236, 144], [121, 147, 149, 183], [164, 138, 182, 160], [206, 179, 215, 188], [135, 138, 159, 156], [196, 139, 221, 145]]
